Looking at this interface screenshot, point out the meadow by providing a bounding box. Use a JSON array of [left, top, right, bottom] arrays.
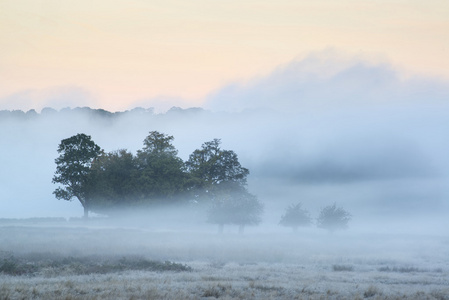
[[0, 219, 448, 299]]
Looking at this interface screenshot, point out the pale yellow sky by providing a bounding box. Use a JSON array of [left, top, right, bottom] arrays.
[[1, 0, 448, 111]]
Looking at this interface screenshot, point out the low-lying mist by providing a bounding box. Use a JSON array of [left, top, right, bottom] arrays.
[[1, 218, 448, 299], [1, 53, 449, 237]]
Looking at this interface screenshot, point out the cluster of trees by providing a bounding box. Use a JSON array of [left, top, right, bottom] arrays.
[[52, 131, 351, 234], [52, 132, 263, 232], [279, 202, 351, 233]]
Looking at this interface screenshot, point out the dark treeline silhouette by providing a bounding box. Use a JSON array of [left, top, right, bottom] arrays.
[[0, 106, 207, 121]]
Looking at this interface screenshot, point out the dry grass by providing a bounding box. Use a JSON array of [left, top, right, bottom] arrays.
[[0, 223, 448, 299], [0, 253, 192, 276]]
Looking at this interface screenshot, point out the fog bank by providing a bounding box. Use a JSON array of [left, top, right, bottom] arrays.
[[1, 54, 448, 235]]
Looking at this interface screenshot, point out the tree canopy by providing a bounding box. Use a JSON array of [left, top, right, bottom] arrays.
[[52, 133, 102, 218], [87, 149, 139, 214], [186, 139, 249, 200], [185, 139, 262, 232], [135, 131, 188, 203]]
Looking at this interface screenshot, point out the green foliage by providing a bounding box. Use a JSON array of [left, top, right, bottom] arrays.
[[52, 131, 260, 228], [87, 149, 140, 213], [186, 139, 260, 232], [86, 131, 189, 214], [52, 133, 102, 217], [136, 131, 188, 202], [279, 203, 312, 232], [186, 139, 249, 202], [140, 131, 178, 156], [316, 203, 351, 232]]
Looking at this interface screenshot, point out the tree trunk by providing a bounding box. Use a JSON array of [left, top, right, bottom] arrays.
[[83, 206, 89, 219], [218, 224, 224, 234], [238, 224, 245, 234]]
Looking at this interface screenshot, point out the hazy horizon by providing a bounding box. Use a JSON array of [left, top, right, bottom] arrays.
[[1, 57, 448, 236]]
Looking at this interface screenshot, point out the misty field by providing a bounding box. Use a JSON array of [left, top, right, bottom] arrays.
[[1, 220, 448, 300]]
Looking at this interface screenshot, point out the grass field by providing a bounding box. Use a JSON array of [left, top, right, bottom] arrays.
[[0, 220, 448, 299]]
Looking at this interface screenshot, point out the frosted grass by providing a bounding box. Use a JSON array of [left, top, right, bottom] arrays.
[[0, 223, 448, 299]]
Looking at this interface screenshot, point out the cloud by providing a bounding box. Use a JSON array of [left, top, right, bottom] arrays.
[[202, 50, 449, 187], [205, 49, 449, 113]]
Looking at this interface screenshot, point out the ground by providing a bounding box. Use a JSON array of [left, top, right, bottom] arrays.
[[0, 220, 448, 299]]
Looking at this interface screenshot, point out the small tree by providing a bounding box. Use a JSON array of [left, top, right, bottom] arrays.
[[207, 185, 263, 234], [316, 203, 351, 233], [279, 203, 312, 232], [52, 133, 102, 218]]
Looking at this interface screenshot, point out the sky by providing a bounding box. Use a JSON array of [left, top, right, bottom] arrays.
[[1, 0, 449, 111]]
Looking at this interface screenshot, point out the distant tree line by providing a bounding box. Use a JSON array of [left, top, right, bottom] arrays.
[[52, 132, 263, 233], [0, 106, 204, 121]]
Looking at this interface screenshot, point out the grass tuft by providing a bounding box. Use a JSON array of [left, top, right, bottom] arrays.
[[363, 285, 380, 298], [202, 283, 232, 298], [332, 264, 354, 272], [378, 266, 423, 273]]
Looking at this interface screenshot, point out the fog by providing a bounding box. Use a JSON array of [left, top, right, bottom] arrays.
[[1, 54, 449, 238], [1, 54, 449, 299]]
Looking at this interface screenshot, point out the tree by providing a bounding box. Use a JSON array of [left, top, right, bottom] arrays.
[[207, 184, 263, 234], [140, 131, 178, 157], [186, 139, 249, 201], [86, 149, 139, 214], [52, 133, 102, 218], [186, 139, 258, 232], [279, 203, 312, 232], [316, 203, 351, 233], [135, 131, 188, 203]]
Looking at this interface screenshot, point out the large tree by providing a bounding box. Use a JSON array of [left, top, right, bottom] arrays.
[[186, 139, 249, 201], [52, 133, 102, 218], [135, 131, 188, 203], [187, 140, 261, 232]]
